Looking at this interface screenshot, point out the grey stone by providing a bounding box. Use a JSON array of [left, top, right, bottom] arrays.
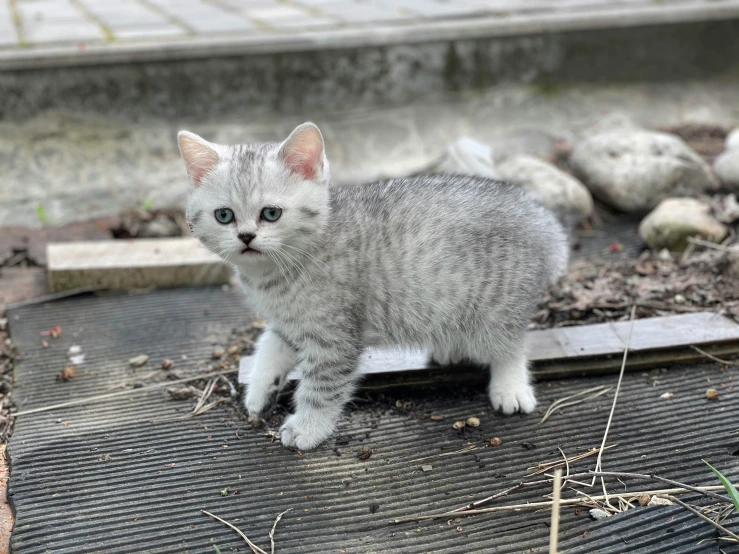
[[571, 130, 718, 212], [496, 155, 593, 219], [638, 198, 729, 252], [726, 127, 739, 151], [714, 149, 739, 189]]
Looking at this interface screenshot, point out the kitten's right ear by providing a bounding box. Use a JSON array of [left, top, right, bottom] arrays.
[[178, 131, 220, 187]]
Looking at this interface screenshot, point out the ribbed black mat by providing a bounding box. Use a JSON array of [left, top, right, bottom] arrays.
[[6, 287, 739, 553]]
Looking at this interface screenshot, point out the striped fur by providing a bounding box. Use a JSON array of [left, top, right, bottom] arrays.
[[180, 123, 569, 450]]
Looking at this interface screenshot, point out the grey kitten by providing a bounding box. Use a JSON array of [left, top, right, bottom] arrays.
[[178, 123, 568, 451]]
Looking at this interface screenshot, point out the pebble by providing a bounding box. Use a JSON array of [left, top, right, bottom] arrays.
[[212, 347, 225, 359], [421, 464, 433, 472], [358, 447, 373, 461], [659, 392, 674, 399], [160, 359, 174, 370], [589, 508, 611, 520], [638, 494, 651, 506], [466, 417, 480, 427], [452, 420, 466, 430], [639, 197, 728, 251], [129, 354, 149, 367], [429, 415, 445, 421], [490, 437, 503, 447], [706, 388, 719, 401]]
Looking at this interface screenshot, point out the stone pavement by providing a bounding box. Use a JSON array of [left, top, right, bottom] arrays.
[[2, 0, 738, 57]]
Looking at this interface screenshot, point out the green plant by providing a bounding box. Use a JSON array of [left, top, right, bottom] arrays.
[[704, 460, 739, 512], [213, 546, 222, 554], [36, 204, 50, 225], [141, 198, 155, 211]]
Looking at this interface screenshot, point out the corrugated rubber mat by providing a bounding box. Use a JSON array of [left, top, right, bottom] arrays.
[[6, 287, 739, 553]]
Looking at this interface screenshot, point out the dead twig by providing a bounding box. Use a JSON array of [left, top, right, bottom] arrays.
[[690, 346, 739, 366], [549, 469, 562, 554], [269, 509, 291, 554], [584, 471, 732, 504], [528, 445, 617, 476], [450, 480, 552, 513], [13, 368, 238, 417], [201, 510, 268, 554], [392, 486, 726, 523], [661, 495, 739, 543]]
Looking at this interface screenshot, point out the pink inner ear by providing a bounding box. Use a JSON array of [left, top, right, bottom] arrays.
[[179, 134, 219, 187], [281, 126, 323, 180]]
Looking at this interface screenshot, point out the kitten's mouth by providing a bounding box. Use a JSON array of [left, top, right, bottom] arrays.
[[241, 246, 262, 255]]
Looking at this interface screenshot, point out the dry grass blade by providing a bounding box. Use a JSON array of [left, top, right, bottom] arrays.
[[269, 509, 291, 554], [592, 305, 636, 507], [549, 469, 563, 554], [586, 471, 733, 504], [392, 486, 726, 523], [661, 495, 739, 542], [201, 510, 268, 554], [408, 445, 477, 464], [691, 346, 739, 366], [193, 378, 217, 414], [539, 386, 611, 424], [13, 368, 238, 417]]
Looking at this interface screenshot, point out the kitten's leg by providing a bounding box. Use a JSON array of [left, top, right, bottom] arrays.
[[244, 328, 296, 418], [428, 345, 465, 366], [280, 343, 360, 451], [488, 345, 537, 415]]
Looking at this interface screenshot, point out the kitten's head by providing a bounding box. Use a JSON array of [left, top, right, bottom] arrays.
[[178, 123, 330, 268]]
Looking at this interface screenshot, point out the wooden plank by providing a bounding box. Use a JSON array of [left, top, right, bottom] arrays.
[[47, 238, 230, 292], [239, 313, 739, 384]]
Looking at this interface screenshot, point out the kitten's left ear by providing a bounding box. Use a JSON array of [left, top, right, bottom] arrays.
[[278, 123, 326, 181], [178, 131, 220, 188]]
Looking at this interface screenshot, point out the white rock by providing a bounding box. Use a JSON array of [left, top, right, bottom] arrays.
[[714, 149, 739, 189], [647, 496, 675, 507], [639, 198, 729, 251], [571, 130, 717, 212], [589, 508, 611, 520], [496, 155, 594, 219], [434, 138, 497, 179], [660, 392, 674, 399], [726, 128, 739, 151]]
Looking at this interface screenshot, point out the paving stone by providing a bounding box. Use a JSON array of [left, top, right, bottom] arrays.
[[114, 24, 187, 39], [23, 20, 106, 43]]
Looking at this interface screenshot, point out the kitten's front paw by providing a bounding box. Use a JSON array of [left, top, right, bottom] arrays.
[[244, 376, 285, 419], [279, 412, 336, 451], [489, 379, 537, 415]]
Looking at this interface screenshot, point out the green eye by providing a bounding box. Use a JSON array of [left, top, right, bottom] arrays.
[[214, 208, 234, 224], [261, 207, 282, 222]]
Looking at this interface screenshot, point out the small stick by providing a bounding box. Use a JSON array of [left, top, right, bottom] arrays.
[[392, 486, 726, 523], [450, 480, 552, 513], [661, 495, 739, 542], [593, 305, 636, 506], [549, 469, 562, 554], [690, 346, 739, 366], [201, 510, 268, 554], [13, 368, 238, 417], [269, 509, 291, 554], [687, 236, 734, 252]]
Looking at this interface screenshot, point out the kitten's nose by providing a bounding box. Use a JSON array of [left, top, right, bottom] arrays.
[[238, 233, 256, 246]]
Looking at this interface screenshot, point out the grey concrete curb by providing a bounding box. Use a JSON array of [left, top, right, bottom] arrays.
[[2, 1, 739, 71]]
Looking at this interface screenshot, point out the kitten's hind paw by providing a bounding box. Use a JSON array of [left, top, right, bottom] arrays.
[[279, 412, 336, 451], [488, 379, 537, 415]]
